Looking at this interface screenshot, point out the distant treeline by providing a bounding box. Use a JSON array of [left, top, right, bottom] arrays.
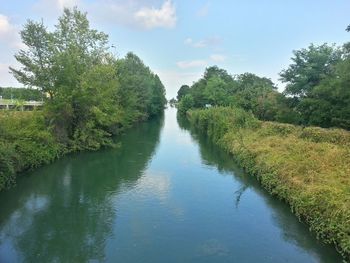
[[0, 87, 42, 101], [0, 7, 166, 191], [178, 27, 350, 130]]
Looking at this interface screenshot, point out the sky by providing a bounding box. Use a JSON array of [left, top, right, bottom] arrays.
[[0, 0, 349, 99]]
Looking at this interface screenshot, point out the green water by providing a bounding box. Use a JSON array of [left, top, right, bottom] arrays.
[[0, 108, 342, 262]]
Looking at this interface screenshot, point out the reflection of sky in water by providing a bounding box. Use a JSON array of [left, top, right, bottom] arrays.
[[135, 171, 171, 202], [195, 238, 229, 257], [0, 194, 49, 263]]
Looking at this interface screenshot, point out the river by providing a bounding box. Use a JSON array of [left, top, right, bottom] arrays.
[[0, 107, 342, 262]]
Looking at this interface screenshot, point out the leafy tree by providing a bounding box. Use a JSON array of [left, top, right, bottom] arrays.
[[280, 42, 350, 128], [280, 43, 342, 97], [178, 94, 194, 114], [308, 51, 350, 129], [177, 67, 281, 121], [148, 74, 167, 116], [116, 52, 166, 122], [234, 73, 278, 120], [177, 85, 190, 101], [183, 66, 236, 108], [168, 98, 177, 105], [204, 76, 231, 106]]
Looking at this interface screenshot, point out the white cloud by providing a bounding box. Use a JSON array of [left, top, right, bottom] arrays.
[[0, 15, 11, 35], [0, 14, 23, 49], [57, 0, 79, 9], [135, 171, 171, 202], [196, 2, 210, 17], [176, 54, 227, 71], [184, 36, 222, 48], [33, 0, 80, 17], [184, 38, 193, 45], [0, 15, 16, 45], [0, 16, 25, 87], [210, 54, 226, 62], [33, 0, 176, 30], [176, 60, 207, 69], [134, 0, 177, 29]]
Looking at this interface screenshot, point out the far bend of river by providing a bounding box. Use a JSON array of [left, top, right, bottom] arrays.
[[0, 107, 342, 263]]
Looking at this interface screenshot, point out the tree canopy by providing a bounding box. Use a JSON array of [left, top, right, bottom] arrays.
[[178, 66, 279, 121]]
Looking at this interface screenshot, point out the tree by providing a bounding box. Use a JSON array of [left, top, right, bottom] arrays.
[[180, 66, 236, 108], [10, 8, 109, 100], [10, 20, 56, 98], [10, 7, 166, 149], [234, 73, 278, 120], [168, 98, 177, 106], [279, 42, 350, 128], [116, 52, 166, 121], [204, 76, 231, 106], [280, 43, 342, 97], [177, 85, 190, 101], [178, 94, 194, 114]]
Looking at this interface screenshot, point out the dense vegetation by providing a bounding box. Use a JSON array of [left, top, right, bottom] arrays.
[[188, 107, 350, 260], [0, 7, 166, 191], [178, 27, 350, 130], [0, 87, 43, 101], [0, 111, 63, 191]]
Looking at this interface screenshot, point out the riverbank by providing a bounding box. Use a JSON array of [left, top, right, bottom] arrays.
[[0, 111, 64, 191], [187, 107, 350, 261], [0, 110, 161, 192]]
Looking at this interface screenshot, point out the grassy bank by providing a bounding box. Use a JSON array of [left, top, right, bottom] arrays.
[[187, 107, 350, 261]]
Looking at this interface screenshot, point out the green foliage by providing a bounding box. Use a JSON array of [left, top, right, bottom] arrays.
[[168, 98, 177, 106], [0, 111, 63, 191], [280, 43, 342, 97], [177, 66, 236, 113], [178, 94, 194, 115], [116, 52, 166, 122], [279, 43, 350, 129], [188, 107, 350, 261], [0, 87, 42, 101], [177, 85, 190, 101], [233, 73, 278, 120], [0, 141, 16, 191], [177, 66, 281, 122]]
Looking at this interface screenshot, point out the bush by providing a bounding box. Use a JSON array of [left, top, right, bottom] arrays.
[[0, 111, 63, 191]]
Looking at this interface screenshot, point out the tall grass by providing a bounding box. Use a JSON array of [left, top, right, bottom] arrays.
[[188, 107, 350, 261]]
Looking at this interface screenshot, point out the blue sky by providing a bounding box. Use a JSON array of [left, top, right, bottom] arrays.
[[0, 0, 349, 98]]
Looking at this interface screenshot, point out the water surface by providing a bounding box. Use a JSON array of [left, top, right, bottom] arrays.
[[0, 108, 341, 262]]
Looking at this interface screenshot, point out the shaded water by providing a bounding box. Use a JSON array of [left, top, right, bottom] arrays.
[[0, 108, 342, 262]]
